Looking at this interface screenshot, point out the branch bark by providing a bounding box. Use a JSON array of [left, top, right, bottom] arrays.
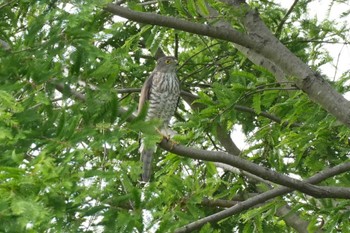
[[160, 139, 350, 199], [276, 205, 319, 233]]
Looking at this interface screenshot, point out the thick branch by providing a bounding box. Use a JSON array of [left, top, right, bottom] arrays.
[[53, 81, 87, 102], [215, 125, 241, 155], [201, 197, 239, 208], [104, 4, 256, 48], [160, 139, 350, 199], [174, 161, 350, 233], [203, 3, 291, 88]]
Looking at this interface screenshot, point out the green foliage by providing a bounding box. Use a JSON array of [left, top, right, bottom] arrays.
[[0, 0, 350, 232]]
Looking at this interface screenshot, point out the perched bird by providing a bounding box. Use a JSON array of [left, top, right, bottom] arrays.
[[138, 56, 180, 182]]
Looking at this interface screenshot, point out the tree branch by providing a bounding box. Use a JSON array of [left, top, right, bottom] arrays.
[[215, 125, 241, 155], [215, 162, 275, 186], [203, 3, 292, 88], [218, 162, 321, 233], [174, 161, 350, 232], [275, 204, 320, 233], [160, 139, 350, 199], [234, 105, 302, 127], [53, 81, 87, 102], [104, 4, 255, 48], [201, 197, 240, 208]]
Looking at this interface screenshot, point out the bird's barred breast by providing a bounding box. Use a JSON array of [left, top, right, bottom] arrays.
[[146, 73, 180, 123]]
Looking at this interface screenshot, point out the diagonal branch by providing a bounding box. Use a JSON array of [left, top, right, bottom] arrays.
[[160, 139, 350, 199], [174, 161, 350, 233], [104, 3, 256, 49]]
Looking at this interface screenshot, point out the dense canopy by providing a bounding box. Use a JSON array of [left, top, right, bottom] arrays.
[[1, 0, 350, 232]]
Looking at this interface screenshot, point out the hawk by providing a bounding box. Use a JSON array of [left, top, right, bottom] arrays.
[[138, 56, 180, 182]]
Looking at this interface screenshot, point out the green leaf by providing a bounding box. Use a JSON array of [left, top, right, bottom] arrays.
[[195, 91, 215, 106], [122, 25, 152, 51], [206, 162, 217, 177], [187, 0, 198, 16], [252, 94, 261, 114], [149, 27, 165, 55], [0, 127, 13, 140], [174, 0, 188, 16], [196, 0, 210, 16]]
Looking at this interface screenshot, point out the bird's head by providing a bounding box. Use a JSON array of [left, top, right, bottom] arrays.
[[156, 56, 178, 72]]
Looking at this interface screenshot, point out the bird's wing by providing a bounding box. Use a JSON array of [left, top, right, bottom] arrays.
[[138, 72, 154, 114], [138, 72, 157, 182]]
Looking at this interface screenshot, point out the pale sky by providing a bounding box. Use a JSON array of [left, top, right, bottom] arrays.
[[278, 0, 350, 81]]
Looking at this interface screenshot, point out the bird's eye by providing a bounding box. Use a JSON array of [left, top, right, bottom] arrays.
[[165, 59, 171, 64]]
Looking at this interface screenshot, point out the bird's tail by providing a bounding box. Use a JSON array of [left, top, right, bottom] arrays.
[[139, 141, 156, 182]]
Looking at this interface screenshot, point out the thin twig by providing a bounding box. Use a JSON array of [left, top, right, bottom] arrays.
[[275, 0, 300, 37], [332, 44, 345, 81], [242, 87, 299, 99], [284, 39, 349, 45], [0, 0, 16, 9]]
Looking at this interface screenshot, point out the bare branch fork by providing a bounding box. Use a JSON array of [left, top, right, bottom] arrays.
[[104, 2, 350, 128]]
